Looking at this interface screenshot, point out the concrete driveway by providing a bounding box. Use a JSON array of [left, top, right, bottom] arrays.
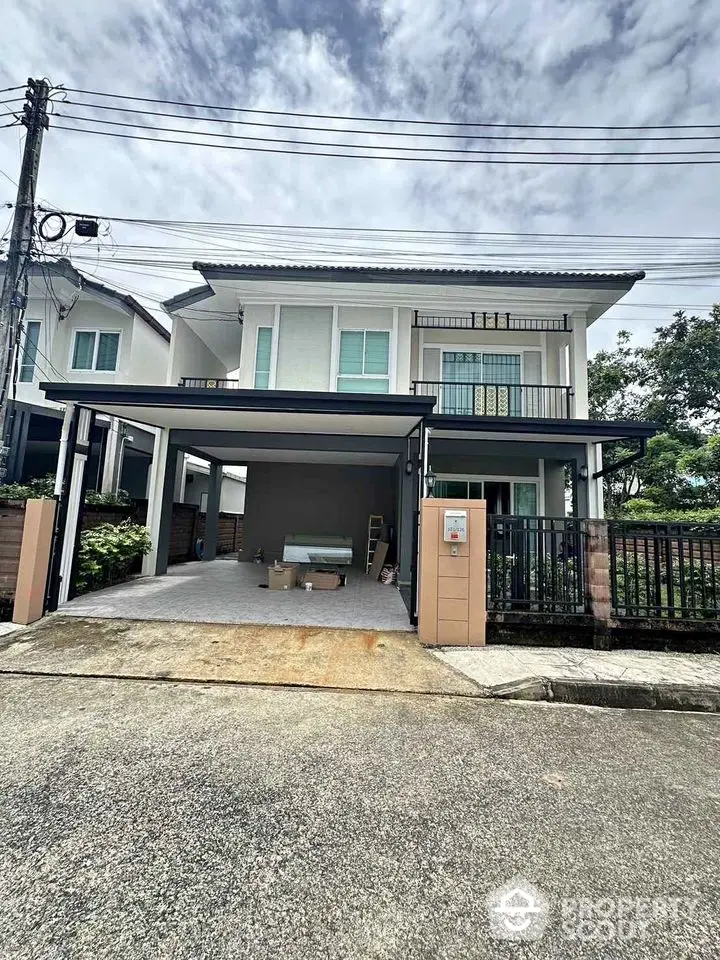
[[0, 675, 718, 959]]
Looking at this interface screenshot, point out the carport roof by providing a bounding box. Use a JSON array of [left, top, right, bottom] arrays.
[[427, 414, 661, 444], [39, 383, 434, 438]]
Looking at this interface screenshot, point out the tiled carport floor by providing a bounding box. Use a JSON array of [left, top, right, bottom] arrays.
[[60, 558, 413, 632]]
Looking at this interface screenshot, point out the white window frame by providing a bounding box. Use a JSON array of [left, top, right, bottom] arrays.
[[420, 341, 551, 386], [434, 472, 545, 515], [335, 327, 392, 391], [19, 319, 42, 383], [253, 325, 274, 389], [69, 329, 122, 373]]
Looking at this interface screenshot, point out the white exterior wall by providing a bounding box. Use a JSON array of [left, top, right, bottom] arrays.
[[237, 304, 275, 388], [184, 468, 246, 514], [276, 306, 332, 391], [129, 315, 170, 385], [168, 315, 228, 385], [167, 278, 610, 412], [16, 293, 170, 408]]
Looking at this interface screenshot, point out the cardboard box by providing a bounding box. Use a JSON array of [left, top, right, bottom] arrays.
[[302, 568, 342, 590], [267, 563, 297, 590]]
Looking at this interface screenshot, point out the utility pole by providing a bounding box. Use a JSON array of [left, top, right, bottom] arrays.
[[0, 78, 50, 480]]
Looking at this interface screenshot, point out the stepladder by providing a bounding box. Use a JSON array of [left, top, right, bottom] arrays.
[[365, 514, 384, 573]]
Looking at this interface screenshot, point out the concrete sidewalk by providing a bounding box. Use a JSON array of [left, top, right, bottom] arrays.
[[435, 645, 720, 710]]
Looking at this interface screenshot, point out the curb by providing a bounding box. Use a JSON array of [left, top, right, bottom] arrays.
[[489, 675, 720, 713]]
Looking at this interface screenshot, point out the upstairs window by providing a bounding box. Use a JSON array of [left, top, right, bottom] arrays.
[[337, 330, 390, 393], [254, 326, 273, 389], [71, 331, 120, 372], [19, 320, 41, 382]]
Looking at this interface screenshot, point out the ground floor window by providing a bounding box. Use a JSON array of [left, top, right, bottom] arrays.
[[434, 476, 538, 515]]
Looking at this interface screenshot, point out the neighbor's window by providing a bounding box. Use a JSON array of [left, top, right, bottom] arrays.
[[71, 331, 120, 372], [19, 320, 41, 382], [337, 330, 390, 393], [254, 326, 273, 389]]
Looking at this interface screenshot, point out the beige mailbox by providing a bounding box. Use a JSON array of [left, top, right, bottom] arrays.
[[418, 498, 486, 646]]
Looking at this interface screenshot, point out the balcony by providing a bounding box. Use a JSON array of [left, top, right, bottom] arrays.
[[411, 381, 573, 419], [180, 378, 240, 389], [413, 310, 570, 332]]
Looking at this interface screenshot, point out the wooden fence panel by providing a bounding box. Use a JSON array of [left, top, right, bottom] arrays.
[[0, 502, 25, 598]]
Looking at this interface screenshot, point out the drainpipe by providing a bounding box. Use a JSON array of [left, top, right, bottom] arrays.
[[54, 403, 75, 497], [592, 437, 647, 479]]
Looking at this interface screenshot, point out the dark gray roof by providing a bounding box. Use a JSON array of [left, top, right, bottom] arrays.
[[162, 283, 214, 312], [8, 257, 171, 342], [193, 262, 645, 289]]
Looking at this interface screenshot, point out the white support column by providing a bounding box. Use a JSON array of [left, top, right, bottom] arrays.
[[390, 306, 400, 393], [173, 450, 187, 502], [142, 427, 170, 576], [586, 442, 605, 519], [58, 407, 93, 605], [570, 311, 589, 418], [101, 417, 122, 494], [329, 304, 339, 391], [269, 304, 280, 389], [54, 403, 75, 498]]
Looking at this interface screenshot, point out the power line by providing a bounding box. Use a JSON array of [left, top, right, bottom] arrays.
[[52, 124, 720, 164], [62, 86, 720, 131], [60, 100, 720, 143], [34, 207, 720, 242], [53, 113, 720, 157]]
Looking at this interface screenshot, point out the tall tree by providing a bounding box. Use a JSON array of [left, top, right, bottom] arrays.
[[588, 306, 720, 516]]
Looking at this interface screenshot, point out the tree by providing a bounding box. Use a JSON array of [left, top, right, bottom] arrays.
[[640, 306, 720, 430], [588, 307, 720, 517]]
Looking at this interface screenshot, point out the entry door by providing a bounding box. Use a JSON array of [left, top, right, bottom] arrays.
[[441, 353, 521, 416]]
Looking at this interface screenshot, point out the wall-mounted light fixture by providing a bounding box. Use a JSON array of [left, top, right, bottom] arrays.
[[578, 465, 589, 481], [405, 459, 415, 476], [425, 468, 436, 497]]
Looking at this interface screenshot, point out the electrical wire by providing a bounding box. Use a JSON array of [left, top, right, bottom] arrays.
[[61, 86, 720, 131], [59, 100, 720, 143], [33, 207, 720, 242], [51, 125, 720, 165], [53, 113, 720, 157]]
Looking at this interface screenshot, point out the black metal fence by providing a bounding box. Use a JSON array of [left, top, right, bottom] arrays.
[[609, 521, 720, 620], [180, 378, 241, 389], [413, 310, 570, 332], [487, 516, 588, 615], [412, 381, 572, 419]]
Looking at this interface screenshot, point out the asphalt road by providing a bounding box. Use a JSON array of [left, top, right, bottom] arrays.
[[0, 675, 718, 959]]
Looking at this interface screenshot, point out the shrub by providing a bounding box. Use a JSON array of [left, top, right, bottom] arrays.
[[85, 489, 131, 506], [76, 521, 152, 595], [0, 474, 55, 501]]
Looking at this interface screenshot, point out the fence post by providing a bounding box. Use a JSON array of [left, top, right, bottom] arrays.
[[585, 519, 612, 650]]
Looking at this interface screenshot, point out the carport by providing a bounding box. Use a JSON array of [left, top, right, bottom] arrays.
[[41, 384, 433, 625]]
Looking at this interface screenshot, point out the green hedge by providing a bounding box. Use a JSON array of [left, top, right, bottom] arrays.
[[76, 521, 152, 595]]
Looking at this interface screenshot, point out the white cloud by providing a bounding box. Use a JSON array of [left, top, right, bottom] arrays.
[[1, 0, 719, 354]]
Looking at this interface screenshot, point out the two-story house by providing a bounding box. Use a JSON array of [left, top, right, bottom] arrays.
[[41, 263, 658, 614], [3, 258, 170, 496]]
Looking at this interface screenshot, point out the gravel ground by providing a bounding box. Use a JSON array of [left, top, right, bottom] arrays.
[[0, 675, 718, 959]]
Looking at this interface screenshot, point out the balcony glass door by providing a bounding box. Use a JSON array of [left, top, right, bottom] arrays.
[[441, 352, 521, 416]]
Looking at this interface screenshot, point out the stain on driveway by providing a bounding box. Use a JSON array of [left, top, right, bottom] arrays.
[[0, 615, 482, 696]]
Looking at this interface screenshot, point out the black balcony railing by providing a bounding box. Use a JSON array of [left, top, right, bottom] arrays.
[[180, 378, 240, 389], [411, 381, 572, 418], [609, 520, 720, 620], [487, 516, 588, 615], [413, 310, 570, 332]]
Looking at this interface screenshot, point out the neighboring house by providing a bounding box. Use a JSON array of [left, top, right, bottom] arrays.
[[2, 258, 170, 496], [183, 458, 246, 515], [42, 263, 659, 608]]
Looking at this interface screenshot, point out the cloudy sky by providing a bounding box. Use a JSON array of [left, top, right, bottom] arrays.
[[2, 0, 720, 352]]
